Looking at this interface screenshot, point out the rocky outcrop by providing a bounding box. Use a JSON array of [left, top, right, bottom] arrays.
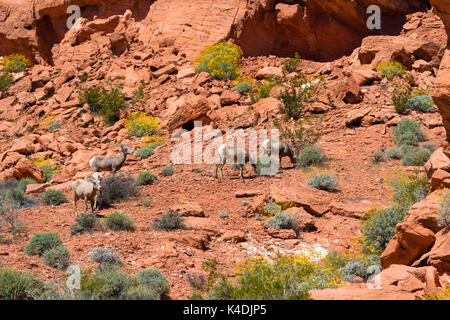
[[0, 0, 432, 64], [430, 0, 450, 143], [380, 191, 448, 273]]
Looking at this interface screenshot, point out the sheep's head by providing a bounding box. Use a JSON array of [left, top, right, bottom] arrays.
[[120, 144, 134, 155], [86, 177, 102, 191]]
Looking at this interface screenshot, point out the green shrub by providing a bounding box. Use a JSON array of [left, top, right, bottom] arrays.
[[70, 213, 98, 235], [392, 84, 411, 114], [152, 210, 186, 231], [79, 72, 88, 83], [385, 149, 403, 160], [232, 82, 252, 94], [362, 206, 407, 253], [250, 81, 277, 102], [296, 146, 324, 168], [94, 267, 131, 299], [141, 199, 153, 207], [278, 74, 319, 121], [388, 172, 429, 208], [24, 232, 63, 256], [0, 269, 44, 300], [437, 192, 450, 228], [282, 52, 302, 74], [256, 155, 279, 176], [193, 42, 243, 80], [41, 189, 68, 206], [0, 73, 13, 92], [338, 255, 381, 282], [405, 95, 435, 113], [89, 247, 122, 265], [392, 118, 427, 147], [0, 179, 37, 209], [136, 146, 154, 159], [372, 150, 386, 163], [207, 255, 340, 300], [133, 269, 170, 298], [421, 143, 437, 152], [104, 211, 134, 231], [101, 174, 138, 207], [161, 166, 175, 177], [307, 174, 338, 191], [79, 85, 126, 125], [265, 212, 295, 230], [402, 147, 431, 166], [17, 178, 37, 192], [48, 121, 61, 131], [376, 60, 406, 81], [135, 171, 158, 186], [43, 245, 70, 270], [1, 54, 31, 73]]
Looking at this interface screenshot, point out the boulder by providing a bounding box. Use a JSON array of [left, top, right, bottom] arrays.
[[256, 67, 283, 79], [12, 158, 42, 182], [380, 192, 443, 269]]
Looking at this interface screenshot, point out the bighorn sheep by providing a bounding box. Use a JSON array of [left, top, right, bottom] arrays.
[[72, 175, 102, 216], [85, 172, 103, 210], [262, 139, 296, 169], [215, 144, 257, 179], [89, 145, 134, 175]]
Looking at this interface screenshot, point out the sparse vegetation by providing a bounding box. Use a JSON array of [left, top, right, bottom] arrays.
[[41, 189, 68, 206], [47, 121, 61, 131], [296, 146, 324, 168], [135, 171, 158, 186], [90, 248, 122, 265], [393, 118, 427, 147], [391, 83, 411, 114], [232, 82, 252, 94], [1, 54, 31, 73], [104, 211, 134, 231], [402, 147, 432, 166], [70, 213, 99, 235], [282, 52, 302, 74], [31, 157, 62, 183], [362, 206, 407, 253], [202, 254, 342, 300], [263, 200, 282, 217], [136, 146, 155, 159], [265, 212, 295, 230], [338, 255, 381, 282], [24, 233, 63, 256], [376, 60, 406, 81], [161, 166, 175, 177], [193, 42, 243, 80], [437, 192, 450, 228], [79, 84, 126, 125], [405, 95, 435, 113], [0, 73, 13, 92], [101, 174, 138, 207], [43, 245, 71, 270], [0, 269, 44, 300], [307, 174, 338, 191], [152, 210, 186, 231]]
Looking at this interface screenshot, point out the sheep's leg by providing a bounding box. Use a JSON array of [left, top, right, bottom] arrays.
[[73, 199, 78, 216], [220, 164, 224, 179], [97, 191, 103, 210], [84, 197, 88, 214], [90, 199, 95, 214], [215, 164, 219, 179]]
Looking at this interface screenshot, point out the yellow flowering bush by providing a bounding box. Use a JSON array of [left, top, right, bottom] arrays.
[[39, 113, 57, 129], [1, 54, 31, 73], [31, 157, 62, 183], [193, 42, 243, 80], [124, 112, 160, 138], [140, 135, 165, 148], [376, 60, 406, 81], [422, 283, 450, 300]]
